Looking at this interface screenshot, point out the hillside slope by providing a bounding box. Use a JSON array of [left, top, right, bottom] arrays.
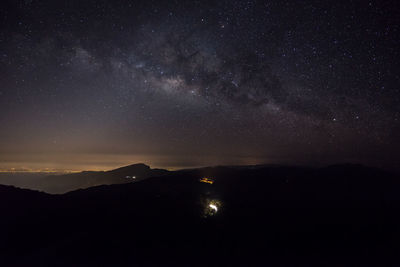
[[1, 164, 400, 266]]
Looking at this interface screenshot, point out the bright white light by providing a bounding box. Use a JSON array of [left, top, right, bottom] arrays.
[[209, 204, 218, 212]]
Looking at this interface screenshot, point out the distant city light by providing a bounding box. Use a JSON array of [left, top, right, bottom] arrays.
[[199, 177, 214, 184]]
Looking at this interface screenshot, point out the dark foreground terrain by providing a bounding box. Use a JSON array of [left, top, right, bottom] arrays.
[[1, 164, 400, 266]]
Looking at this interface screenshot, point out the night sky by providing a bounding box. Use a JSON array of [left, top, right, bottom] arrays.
[[0, 0, 399, 171]]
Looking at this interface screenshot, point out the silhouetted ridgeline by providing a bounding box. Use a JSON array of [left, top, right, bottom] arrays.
[[0, 163, 169, 194], [1, 164, 400, 266]]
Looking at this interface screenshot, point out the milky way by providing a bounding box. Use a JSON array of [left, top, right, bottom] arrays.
[[0, 0, 399, 170]]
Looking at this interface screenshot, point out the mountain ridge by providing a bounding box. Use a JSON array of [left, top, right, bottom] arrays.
[[0, 163, 169, 194]]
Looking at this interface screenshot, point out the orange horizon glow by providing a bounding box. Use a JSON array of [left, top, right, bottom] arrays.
[[0, 153, 272, 173]]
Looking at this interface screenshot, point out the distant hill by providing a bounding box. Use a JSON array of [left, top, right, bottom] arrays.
[[0, 163, 169, 194]]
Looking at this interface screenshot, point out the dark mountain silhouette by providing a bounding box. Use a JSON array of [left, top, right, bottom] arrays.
[[1, 164, 400, 266], [0, 163, 169, 194]]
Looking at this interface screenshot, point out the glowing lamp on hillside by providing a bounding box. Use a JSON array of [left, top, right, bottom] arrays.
[[203, 199, 221, 217], [209, 203, 218, 212]]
